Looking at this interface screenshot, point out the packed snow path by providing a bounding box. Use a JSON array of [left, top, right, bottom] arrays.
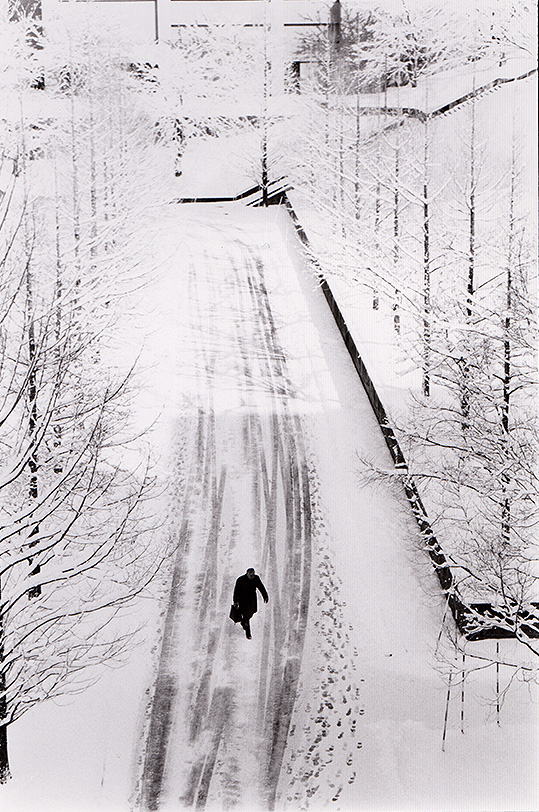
[[138, 205, 317, 811]]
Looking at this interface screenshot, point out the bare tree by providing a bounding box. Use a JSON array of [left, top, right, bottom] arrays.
[[399, 98, 538, 643], [0, 21, 171, 781]]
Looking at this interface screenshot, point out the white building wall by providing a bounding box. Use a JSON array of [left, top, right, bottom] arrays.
[[43, 0, 331, 51], [43, 0, 158, 40]]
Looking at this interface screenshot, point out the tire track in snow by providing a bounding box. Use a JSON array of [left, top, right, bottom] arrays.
[[137, 251, 223, 811], [240, 251, 313, 809], [176, 254, 236, 802], [138, 409, 207, 812]]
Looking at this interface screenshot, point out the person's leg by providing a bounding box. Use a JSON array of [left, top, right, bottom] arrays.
[[241, 612, 252, 639]]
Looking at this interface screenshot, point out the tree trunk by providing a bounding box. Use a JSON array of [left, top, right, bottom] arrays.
[[393, 118, 400, 333], [0, 591, 10, 783], [459, 87, 477, 427], [26, 258, 41, 599], [393, 147, 399, 264], [354, 88, 361, 220], [261, 4, 271, 206], [354, 14, 362, 221], [69, 77, 81, 290], [501, 114, 517, 545], [422, 120, 430, 397], [19, 109, 42, 598], [261, 121, 268, 207], [372, 75, 383, 311], [0, 728, 9, 783], [337, 106, 345, 239], [89, 90, 98, 263], [53, 158, 63, 473], [466, 82, 476, 319]]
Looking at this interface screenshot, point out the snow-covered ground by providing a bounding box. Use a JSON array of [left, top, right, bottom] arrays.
[[3, 57, 538, 812], [7, 183, 537, 811], [135, 192, 537, 812]]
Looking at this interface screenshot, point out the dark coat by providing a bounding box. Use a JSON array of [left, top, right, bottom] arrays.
[[233, 574, 268, 618]]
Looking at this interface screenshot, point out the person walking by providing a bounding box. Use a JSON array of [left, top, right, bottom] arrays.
[[233, 568, 269, 639]]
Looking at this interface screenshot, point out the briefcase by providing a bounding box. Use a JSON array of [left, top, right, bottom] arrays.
[[229, 604, 242, 623]]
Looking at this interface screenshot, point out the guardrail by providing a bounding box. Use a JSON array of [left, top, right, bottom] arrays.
[[352, 68, 537, 125], [173, 176, 290, 205], [281, 190, 539, 642], [360, 67, 538, 143]]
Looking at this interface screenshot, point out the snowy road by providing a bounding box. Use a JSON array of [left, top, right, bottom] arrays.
[[136, 205, 322, 811]]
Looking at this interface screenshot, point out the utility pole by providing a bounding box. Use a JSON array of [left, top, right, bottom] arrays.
[[261, 0, 271, 206]]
